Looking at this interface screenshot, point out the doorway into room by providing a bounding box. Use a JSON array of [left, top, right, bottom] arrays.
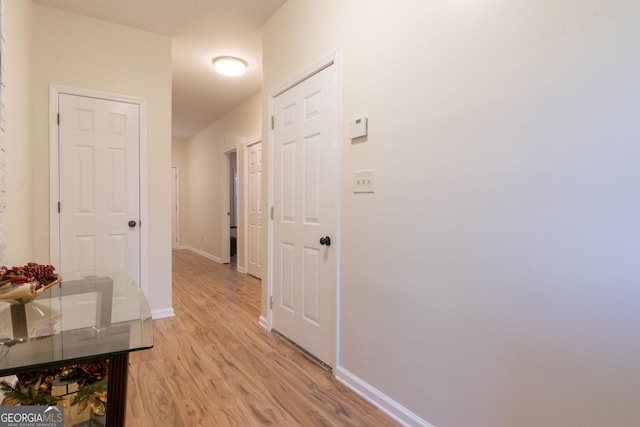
[[50, 86, 145, 292], [222, 148, 238, 264], [229, 151, 238, 261], [171, 166, 179, 250]]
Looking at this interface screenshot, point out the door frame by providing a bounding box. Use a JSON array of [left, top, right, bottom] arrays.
[[267, 50, 342, 367], [221, 147, 237, 264], [49, 84, 149, 295], [171, 166, 180, 250], [244, 136, 262, 278]]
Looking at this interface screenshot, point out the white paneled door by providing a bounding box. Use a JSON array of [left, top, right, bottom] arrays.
[[272, 63, 338, 366], [58, 94, 140, 284], [247, 140, 264, 279]]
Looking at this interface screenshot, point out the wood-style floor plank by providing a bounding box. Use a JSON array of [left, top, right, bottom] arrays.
[[126, 250, 400, 426]]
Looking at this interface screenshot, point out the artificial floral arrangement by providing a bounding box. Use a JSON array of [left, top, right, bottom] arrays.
[[0, 360, 109, 416], [0, 263, 60, 304]]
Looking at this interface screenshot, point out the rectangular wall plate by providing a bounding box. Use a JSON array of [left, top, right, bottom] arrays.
[[354, 170, 375, 193], [349, 116, 368, 139]]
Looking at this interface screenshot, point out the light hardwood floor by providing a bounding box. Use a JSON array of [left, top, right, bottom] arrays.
[[125, 250, 400, 426]]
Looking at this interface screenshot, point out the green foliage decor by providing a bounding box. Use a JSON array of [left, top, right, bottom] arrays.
[[0, 360, 108, 416]]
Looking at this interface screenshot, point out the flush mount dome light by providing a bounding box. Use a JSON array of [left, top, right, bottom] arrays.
[[212, 56, 248, 76]]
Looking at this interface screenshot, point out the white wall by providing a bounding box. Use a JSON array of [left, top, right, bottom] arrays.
[[30, 6, 173, 314], [181, 92, 261, 270], [263, 1, 640, 426], [3, 0, 34, 265]]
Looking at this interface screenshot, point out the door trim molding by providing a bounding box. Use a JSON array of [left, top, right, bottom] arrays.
[[269, 50, 338, 98], [267, 49, 342, 368], [48, 84, 149, 296], [171, 166, 180, 250]]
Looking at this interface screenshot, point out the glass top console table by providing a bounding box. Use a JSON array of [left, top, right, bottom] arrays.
[[0, 270, 154, 427]]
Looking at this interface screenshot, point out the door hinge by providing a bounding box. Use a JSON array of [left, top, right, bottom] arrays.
[[270, 206, 274, 220], [271, 116, 274, 130], [57, 201, 61, 213], [270, 296, 273, 310], [57, 113, 60, 125]]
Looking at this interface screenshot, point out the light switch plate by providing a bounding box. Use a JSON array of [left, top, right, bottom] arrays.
[[354, 170, 375, 193]]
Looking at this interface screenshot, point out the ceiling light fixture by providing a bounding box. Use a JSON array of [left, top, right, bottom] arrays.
[[212, 56, 248, 77]]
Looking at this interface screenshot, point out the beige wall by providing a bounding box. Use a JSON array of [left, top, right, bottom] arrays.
[[180, 92, 261, 270], [28, 5, 173, 314], [3, 0, 34, 265], [263, 1, 640, 426]]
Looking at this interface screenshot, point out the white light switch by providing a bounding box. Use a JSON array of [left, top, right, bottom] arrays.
[[354, 170, 375, 193]]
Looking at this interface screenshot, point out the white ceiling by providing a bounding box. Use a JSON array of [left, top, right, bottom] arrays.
[[34, 0, 287, 140]]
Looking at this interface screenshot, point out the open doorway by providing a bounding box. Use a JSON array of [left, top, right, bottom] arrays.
[[171, 166, 179, 249], [229, 151, 238, 260], [221, 148, 238, 264]]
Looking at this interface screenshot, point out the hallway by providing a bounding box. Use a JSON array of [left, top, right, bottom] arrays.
[[126, 250, 399, 426]]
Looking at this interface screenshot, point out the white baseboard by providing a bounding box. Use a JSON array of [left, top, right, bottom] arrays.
[[237, 266, 247, 274], [258, 315, 268, 330], [184, 246, 222, 264], [335, 366, 433, 427], [152, 307, 175, 319]]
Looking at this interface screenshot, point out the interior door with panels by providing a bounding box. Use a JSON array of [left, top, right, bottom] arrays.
[[247, 139, 264, 279], [272, 63, 338, 366], [58, 93, 140, 283]]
